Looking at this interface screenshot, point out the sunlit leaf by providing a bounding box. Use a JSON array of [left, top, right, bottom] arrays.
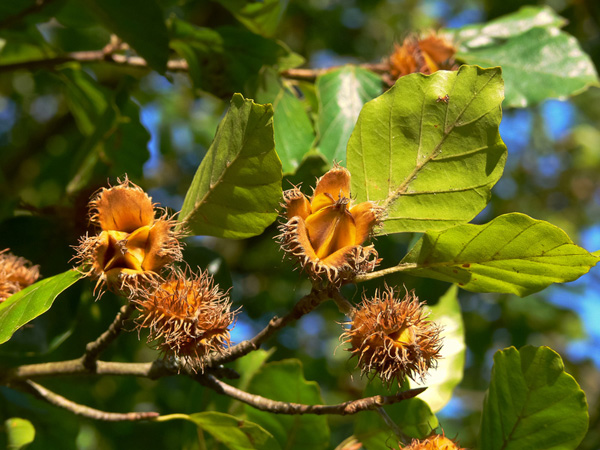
[[399, 213, 599, 297], [244, 359, 330, 450], [480, 346, 588, 450], [5, 417, 35, 449], [316, 65, 381, 166], [447, 5, 566, 48], [409, 285, 465, 412], [457, 28, 599, 108], [83, 0, 169, 73], [347, 65, 506, 234], [218, 0, 288, 37], [179, 94, 282, 239], [183, 412, 281, 450], [0, 270, 84, 345]]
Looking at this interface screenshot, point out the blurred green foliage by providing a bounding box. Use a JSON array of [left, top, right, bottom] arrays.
[[1, 0, 600, 449]]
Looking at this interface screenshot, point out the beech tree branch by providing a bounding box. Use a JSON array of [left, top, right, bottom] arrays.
[[0, 49, 389, 81], [198, 373, 427, 415], [82, 302, 136, 370], [12, 379, 159, 421], [204, 287, 332, 368]]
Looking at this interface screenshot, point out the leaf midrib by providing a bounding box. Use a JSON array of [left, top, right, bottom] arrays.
[[184, 108, 271, 226], [382, 71, 498, 209]]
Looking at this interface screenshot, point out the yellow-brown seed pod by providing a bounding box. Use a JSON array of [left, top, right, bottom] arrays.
[[278, 165, 382, 284], [0, 249, 40, 302], [341, 286, 443, 386], [401, 433, 465, 450], [74, 177, 183, 297], [388, 31, 457, 80], [135, 267, 237, 371]]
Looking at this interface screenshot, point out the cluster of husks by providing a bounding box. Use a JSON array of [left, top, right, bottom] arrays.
[[342, 286, 443, 386], [401, 433, 465, 450], [388, 31, 457, 80], [135, 268, 236, 370], [75, 177, 236, 368], [75, 177, 183, 297], [0, 249, 40, 302], [278, 165, 381, 284]]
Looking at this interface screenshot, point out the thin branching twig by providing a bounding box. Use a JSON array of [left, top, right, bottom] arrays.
[[13, 379, 159, 421], [198, 373, 427, 415]]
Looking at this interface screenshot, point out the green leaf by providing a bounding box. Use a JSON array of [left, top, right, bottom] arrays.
[[244, 359, 330, 450], [56, 66, 112, 136], [57, 68, 150, 192], [179, 94, 282, 239], [447, 6, 566, 48], [480, 346, 588, 450], [184, 412, 281, 450], [347, 65, 506, 234], [399, 213, 599, 297], [409, 285, 465, 412], [234, 348, 275, 393], [5, 418, 35, 450], [457, 27, 599, 108], [0, 270, 84, 345], [170, 20, 299, 97], [218, 0, 288, 37], [315, 65, 381, 166], [273, 86, 316, 174], [355, 379, 438, 445], [83, 0, 169, 73]]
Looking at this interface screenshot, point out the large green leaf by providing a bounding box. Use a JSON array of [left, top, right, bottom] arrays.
[[244, 359, 330, 450], [480, 346, 588, 450], [458, 27, 599, 108], [0, 270, 84, 345], [316, 65, 381, 166], [273, 86, 315, 174], [218, 0, 288, 37], [183, 412, 281, 450], [447, 6, 566, 48], [398, 213, 599, 297], [83, 0, 169, 73], [347, 65, 506, 234], [4, 418, 35, 450], [409, 285, 465, 412], [179, 94, 282, 239]]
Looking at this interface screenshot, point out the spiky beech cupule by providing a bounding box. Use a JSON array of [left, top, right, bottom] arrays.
[[135, 267, 237, 371], [388, 31, 457, 80], [74, 176, 183, 298], [278, 164, 382, 284], [0, 249, 40, 302], [341, 286, 443, 386]]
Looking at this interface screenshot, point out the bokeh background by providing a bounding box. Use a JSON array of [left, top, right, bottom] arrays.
[[1, 0, 600, 448]]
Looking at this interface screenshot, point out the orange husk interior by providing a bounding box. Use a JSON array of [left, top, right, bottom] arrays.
[[311, 167, 351, 210], [305, 205, 357, 259], [94, 185, 155, 232]]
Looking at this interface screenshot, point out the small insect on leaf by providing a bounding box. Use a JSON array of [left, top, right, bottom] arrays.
[[436, 94, 450, 103]]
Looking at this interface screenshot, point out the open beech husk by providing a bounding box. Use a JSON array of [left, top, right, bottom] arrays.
[[400, 433, 465, 450], [278, 165, 381, 284], [74, 177, 183, 297]]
